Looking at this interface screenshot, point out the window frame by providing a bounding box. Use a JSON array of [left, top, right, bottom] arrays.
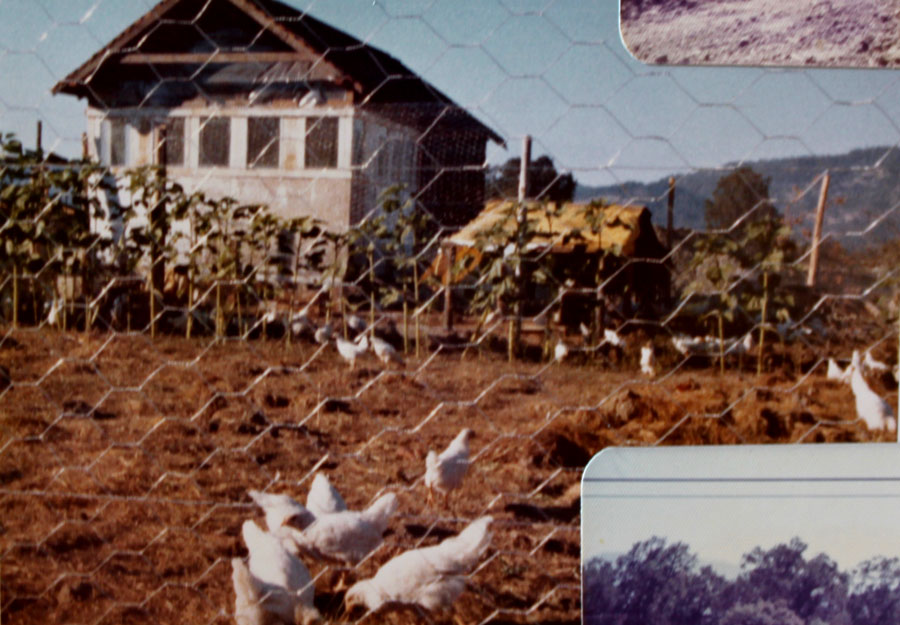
[[246, 116, 280, 169], [198, 116, 231, 168], [304, 116, 339, 169]]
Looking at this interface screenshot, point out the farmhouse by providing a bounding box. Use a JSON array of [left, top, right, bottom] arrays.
[[52, 0, 503, 231]]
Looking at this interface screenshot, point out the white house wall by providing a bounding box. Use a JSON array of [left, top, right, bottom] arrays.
[[86, 105, 364, 231]]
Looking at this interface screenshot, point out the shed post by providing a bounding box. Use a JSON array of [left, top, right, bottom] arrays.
[[443, 241, 455, 331], [806, 171, 830, 287], [511, 135, 531, 361]]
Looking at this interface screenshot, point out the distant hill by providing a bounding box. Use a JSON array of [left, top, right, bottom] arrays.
[[575, 147, 900, 249]]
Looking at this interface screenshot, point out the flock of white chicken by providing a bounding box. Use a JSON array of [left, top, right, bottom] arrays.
[[555, 326, 898, 434], [290, 311, 406, 370], [231, 428, 489, 624]]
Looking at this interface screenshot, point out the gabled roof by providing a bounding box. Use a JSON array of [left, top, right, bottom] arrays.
[[52, 0, 503, 144]]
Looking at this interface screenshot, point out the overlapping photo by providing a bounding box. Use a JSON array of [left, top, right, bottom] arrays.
[[583, 445, 900, 624]]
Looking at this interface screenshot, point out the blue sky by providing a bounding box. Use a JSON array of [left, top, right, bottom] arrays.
[[2, 0, 900, 185], [583, 445, 900, 572]]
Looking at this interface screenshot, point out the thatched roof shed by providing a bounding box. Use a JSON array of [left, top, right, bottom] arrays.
[[431, 199, 671, 328], [445, 199, 660, 257]]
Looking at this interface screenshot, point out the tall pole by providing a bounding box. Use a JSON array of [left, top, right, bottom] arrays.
[[806, 171, 830, 287], [150, 124, 168, 339], [511, 135, 531, 361], [666, 176, 675, 249]]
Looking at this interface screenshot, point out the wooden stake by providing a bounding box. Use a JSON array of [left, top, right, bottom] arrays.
[[512, 135, 531, 361], [442, 242, 454, 331], [757, 271, 769, 376], [806, 171, 830, 287], [718, 313, 725, 375], [666, 176, 675, 248]]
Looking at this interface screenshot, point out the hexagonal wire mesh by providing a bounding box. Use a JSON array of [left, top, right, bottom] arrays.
[[2, 1, 900, 624]]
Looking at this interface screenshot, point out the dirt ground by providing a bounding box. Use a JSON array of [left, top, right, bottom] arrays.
[[620, 0, 900, 67], [1, 321, 896, 625]]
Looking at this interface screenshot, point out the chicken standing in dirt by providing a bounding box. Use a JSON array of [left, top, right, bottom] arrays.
[[248, 489, 316, 533], [850, 350, 896, 433], [336, 334, 368, 369], [233, 520, 321, 625], [344, 515, 493, 617], [425, 428, 475, 507], [371, 335, 404, 366], [305, 472, 347, 518], [281, 493, 398, 564]]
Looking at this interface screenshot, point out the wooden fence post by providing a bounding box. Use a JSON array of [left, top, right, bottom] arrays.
[[806, 171, 830, 287], [511, 135, 531, 362], [443, 242, 455, 331]]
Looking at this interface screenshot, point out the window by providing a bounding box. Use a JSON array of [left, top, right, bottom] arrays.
[[110, 118, 127, 166], [352, 118, 365, 166], [161, 117, 185, 166], [199, 117, 230, 167], [305, 117, 338, 168], [247, 117, 279, 168]]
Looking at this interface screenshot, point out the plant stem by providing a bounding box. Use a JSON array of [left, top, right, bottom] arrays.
[[368, 249, 375, 338], [718, 313, 725, 375], [403, 300, 409, 355], [216, 281, 223, 337], [150, 280, 156, 339], [757, 271, 769, 376]]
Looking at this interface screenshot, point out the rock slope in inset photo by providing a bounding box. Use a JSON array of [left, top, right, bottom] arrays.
[[621, 0, 900, 67]]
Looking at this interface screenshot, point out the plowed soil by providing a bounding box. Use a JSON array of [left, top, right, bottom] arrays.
[[1, 323, 895, 624]]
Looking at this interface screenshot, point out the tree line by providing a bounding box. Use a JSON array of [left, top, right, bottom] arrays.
[[584, 536, 900, 625]]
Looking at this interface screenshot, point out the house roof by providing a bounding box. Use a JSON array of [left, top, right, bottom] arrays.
[[52, 0, 503, 144], [446, 199, 659, 257]]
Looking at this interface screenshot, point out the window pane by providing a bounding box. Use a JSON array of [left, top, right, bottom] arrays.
[[110, 119, 127, 166], [305, 117, 338, 169], [247, 117, 279, 168], [352, 118, 365, 166], [163, 117, 185, 166], [199, 117, 230, 167]]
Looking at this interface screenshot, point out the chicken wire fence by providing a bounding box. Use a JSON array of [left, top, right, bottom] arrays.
[[2, 1, 900, 624]]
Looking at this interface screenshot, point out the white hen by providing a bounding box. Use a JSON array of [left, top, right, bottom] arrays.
[[284, 493, 398, 564], [290, 311, 315, 338], [314, 322, 333, 345], [305, 472, 347, 518], [602, 328, 624, 348], [826, 358, 851, 383], [371, 336, 404, 366], [248, 490, 316, 533], [425, 428, 474, 505], [344, 515, 493, 615], [347, 314, 368, 336], [639, 343, 656, 378], [850, 351, 897, 433], [554, 339, 569, 362], [864, 349, 891, 372], [45, 296, 63, 328], [336, 334, 368, 369], [235, 520, 321, 625]]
